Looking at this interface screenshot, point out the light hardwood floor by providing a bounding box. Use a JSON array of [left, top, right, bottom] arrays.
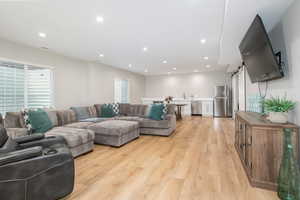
[[65, 117, 279, 200]]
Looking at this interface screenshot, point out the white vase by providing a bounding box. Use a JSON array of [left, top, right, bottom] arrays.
[[267, 112, 289, 123]]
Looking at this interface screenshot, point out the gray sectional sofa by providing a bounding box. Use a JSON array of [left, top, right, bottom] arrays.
[[1, 103, 176, 157]]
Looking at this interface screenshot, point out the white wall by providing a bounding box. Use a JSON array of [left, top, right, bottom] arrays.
[[0, 39, 145, 109], [145, 70, 230, 98], [245, 0, 300, 125]]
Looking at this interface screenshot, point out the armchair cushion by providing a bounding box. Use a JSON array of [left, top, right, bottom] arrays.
[[0, 127, 8, 147], [14, 133, 45, 144], [0, 146, 42, 166]]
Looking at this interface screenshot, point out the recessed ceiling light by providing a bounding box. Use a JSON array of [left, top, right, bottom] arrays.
[[206, 65, 211, 68], [143, 47, 148, 52], [38, 32, 46, 38], [172, 67, 177, 71], [163, 60, 167, 64], [194, 70, 199, 73], [144, 69, 148, 73], [201, 38, 206, 44], [128, 64, 132, 68], [96, 16, 104, 23], [99, 54, 104, 57], [203, 56, 209, 60]]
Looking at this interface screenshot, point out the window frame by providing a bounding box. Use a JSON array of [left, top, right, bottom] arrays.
[[0, 57, 55, 115], [114, 78, 130, 104]]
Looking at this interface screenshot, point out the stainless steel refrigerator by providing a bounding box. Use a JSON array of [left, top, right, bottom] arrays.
[[213, 85, 232, 117]]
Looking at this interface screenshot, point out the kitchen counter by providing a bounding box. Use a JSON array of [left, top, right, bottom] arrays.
[[141, 97, 214, 116]]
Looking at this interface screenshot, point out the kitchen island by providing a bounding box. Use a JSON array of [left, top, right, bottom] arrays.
[[141, 97, 214, 116]]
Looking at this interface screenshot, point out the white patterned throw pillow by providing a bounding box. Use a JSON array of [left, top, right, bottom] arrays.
[[103, 103, 119, 115], [21, 109, 33, 134], [162, 104, 168, 119]]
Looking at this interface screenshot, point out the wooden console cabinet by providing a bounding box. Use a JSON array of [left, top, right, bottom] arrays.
[[235, 111, 299, 191]]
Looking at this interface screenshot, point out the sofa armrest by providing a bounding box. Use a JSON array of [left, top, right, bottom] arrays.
[[14, 133, 45, 144], [165, 114, 176, 130], [164, 114, 175, 121], [5, 128, 28, 139], [0, 146, 42, 166]]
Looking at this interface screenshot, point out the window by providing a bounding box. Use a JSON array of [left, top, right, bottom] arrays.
[[0, 61, 53, 115], [114, 79, 129, 103]]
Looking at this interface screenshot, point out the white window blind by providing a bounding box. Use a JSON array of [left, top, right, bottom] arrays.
[[114, 79, 129, 103], [0, 61, 53, 115], [27, 68, 52, 108], [0, 64, 25, 115]]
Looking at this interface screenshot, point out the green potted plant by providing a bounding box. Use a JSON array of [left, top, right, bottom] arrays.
[[263, 96, 296, 123]]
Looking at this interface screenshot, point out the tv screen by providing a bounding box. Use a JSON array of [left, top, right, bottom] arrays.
[[239, 15, 283, 83]]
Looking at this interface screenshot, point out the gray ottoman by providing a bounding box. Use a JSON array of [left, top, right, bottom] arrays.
[[88, 120, 140, 147]]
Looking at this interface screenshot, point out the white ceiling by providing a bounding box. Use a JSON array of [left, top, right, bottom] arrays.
[[0, 0, 294, 75]]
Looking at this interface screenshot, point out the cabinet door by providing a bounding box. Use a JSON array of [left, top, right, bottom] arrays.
[[202, 101, 214, 116], [240, 123, 246, 159], [251, 128, 299, 189], [235, 117, 239, 148], [244, 125, 252, 175]]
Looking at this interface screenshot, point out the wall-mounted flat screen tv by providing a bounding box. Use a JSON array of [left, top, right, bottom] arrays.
[[239, 15, 284, 83]]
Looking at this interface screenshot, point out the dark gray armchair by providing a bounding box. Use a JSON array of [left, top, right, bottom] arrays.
[[0, 126, 75, 200]]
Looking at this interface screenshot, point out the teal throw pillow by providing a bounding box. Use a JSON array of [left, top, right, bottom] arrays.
[[148, 104, 165, 120], [101, 104, 116, 118], [28, 109, 53, 133]]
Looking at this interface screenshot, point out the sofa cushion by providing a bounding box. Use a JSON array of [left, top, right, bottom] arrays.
[[119, 103, 130, 116], [80, 117, 112, 123], [114, 116, 144, 123], [56, 109, 77, 126], [88, 120, 139, 136], [140, 118, 170, 129], [64, 122, 94, 129], [94, 104, 104, 117], [87, 106, 97, 118], [70, 106, 90, 120], [43, 109, 58, 127], [45, 127, 95, 148], [128, 104, 148, 116], [4, 112, 25, 128]]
